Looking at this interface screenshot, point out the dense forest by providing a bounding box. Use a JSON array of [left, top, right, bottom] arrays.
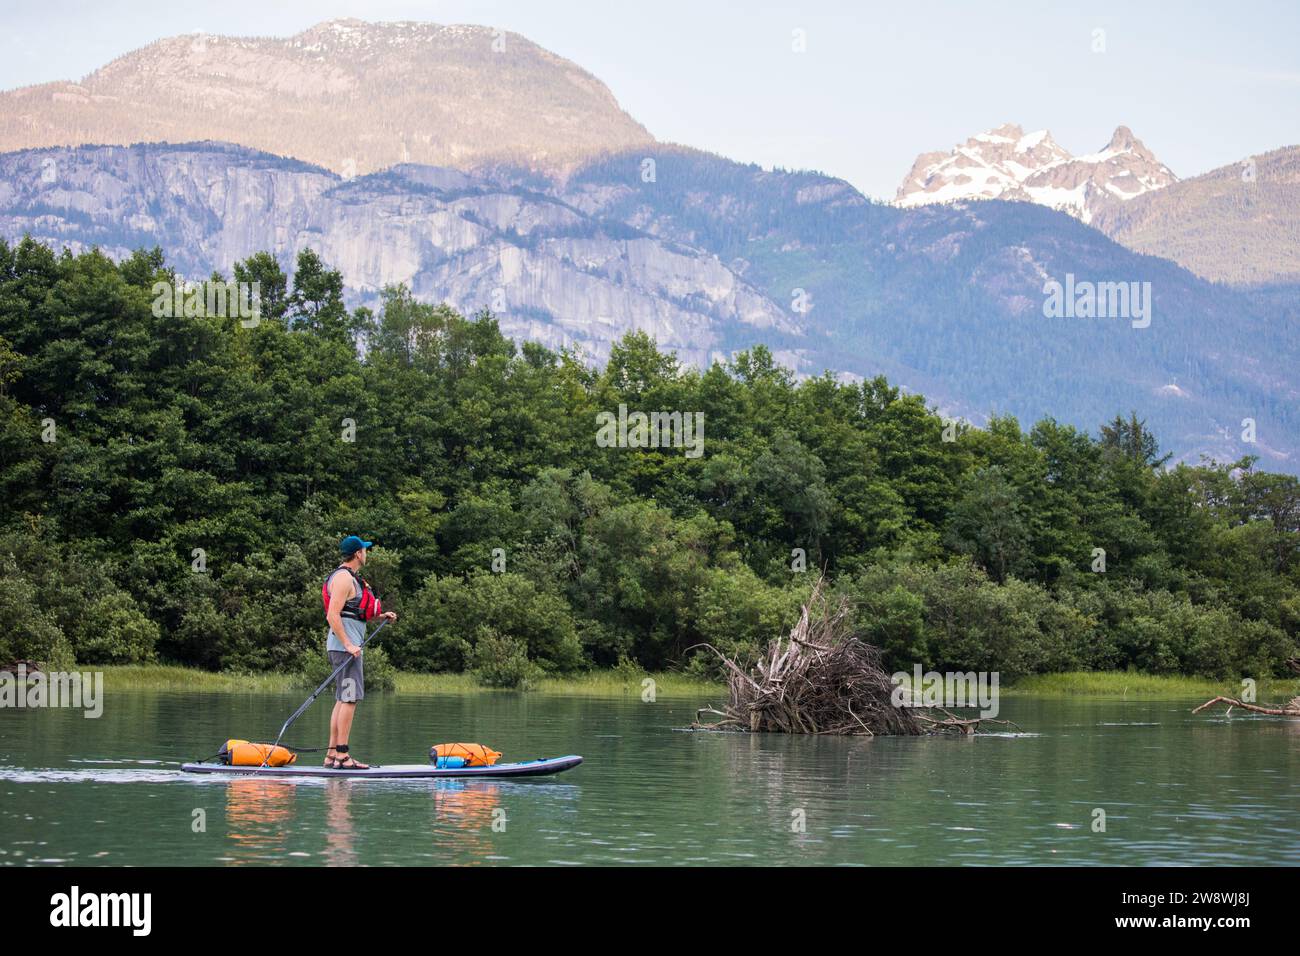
[[1, 238, 1297, 686]]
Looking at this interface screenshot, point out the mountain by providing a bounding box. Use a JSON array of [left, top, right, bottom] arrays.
[[3, 140, 1296, 472], [0, 19, 653, 177], [0, 142, 797, 369], [565, 148, 1297, 471], [895, 124, 1177, 224], [1092, 145, 1300, 286]]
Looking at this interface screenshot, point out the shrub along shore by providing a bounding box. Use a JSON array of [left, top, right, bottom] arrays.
[[1, 240, 1297, 689]]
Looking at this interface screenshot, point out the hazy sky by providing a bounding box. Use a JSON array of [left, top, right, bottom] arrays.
[[2, 0, 1296, 199]]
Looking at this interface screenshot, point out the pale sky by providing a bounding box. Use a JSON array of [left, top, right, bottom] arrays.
[[2, 0, 1296, 199]]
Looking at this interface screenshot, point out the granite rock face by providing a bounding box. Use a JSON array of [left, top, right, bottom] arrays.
[[0, 143, 799, 370]]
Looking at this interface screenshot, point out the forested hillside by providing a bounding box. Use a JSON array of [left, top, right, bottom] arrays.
[[1094, 146, 1300, 286], [1, 239, 1296, 684]]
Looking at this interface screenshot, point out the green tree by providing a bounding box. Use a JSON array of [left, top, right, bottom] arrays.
[[945, 466, 1029, 583]]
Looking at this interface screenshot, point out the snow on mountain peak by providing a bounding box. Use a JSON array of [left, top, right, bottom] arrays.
[[895, 124, 1176, 223], [1016, 129, 1050, 151], [973, 123, 1023, 144]]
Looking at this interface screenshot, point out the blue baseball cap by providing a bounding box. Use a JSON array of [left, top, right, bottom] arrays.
[[339, 535, 373, 556]]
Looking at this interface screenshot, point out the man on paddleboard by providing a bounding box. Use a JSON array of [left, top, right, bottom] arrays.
[[323, 535, 396, 769]]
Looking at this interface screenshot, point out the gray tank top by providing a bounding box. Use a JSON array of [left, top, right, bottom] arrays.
[[325, 569, 369, 652]]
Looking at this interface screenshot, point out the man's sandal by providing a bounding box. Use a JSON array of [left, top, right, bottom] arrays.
[[332, 753, 370, 770], [323, 748, 339, 767]]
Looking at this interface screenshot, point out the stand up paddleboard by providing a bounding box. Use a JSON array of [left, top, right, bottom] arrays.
[[185, 621, 582, 780], [181, 755, 582, 779]]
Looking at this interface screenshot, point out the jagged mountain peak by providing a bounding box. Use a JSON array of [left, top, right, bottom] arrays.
[[975, 122, 1025, 141], [896, 123, 1176, 223], [1107, 125, 1138, 151]]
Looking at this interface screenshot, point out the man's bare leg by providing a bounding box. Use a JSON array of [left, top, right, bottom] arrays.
[[326, 702, 342, 765], [331, 702, 368, 768], [336, 701, 356, 746]]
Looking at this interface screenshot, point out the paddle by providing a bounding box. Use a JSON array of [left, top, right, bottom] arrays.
[[259, 617, 392, 768]]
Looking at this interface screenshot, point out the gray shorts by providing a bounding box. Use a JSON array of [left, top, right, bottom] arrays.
[[328, 650, 365, 703]]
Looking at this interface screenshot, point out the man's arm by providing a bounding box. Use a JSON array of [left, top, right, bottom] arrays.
[[326, 574, 361, 657]]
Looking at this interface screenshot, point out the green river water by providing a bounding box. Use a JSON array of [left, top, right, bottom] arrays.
[[1, 689, 1296, 866]]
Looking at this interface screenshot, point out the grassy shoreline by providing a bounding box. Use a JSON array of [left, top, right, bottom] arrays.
[[1005, 671, 1296, 699], [88, 664, 1299, 701], [93, 664, 722, 698]]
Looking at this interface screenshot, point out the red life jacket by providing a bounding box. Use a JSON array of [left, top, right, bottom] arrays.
[[322, 566, 382, 621]]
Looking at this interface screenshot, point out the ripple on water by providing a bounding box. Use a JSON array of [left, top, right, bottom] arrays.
[[0, 766, 190, 784]]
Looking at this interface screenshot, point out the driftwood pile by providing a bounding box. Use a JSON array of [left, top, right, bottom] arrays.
[[691, 579, 1012, 737]]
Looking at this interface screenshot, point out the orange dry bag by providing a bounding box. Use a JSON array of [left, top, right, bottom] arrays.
[[429, 743, 501, 767], [220, 739, 297, 767]]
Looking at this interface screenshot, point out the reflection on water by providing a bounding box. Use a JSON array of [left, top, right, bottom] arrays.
[[224, 779, 298, 864], [0, 690, 1296, 865], [427, 782, 503, 865], [322, 781, 355, 867]]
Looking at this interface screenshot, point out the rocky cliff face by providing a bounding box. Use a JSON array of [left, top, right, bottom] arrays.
[[896, 124, 1177, 223], [0, 143, 797, 369], [0, 19, 654, 177]]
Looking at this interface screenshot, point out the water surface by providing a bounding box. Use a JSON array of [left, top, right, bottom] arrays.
[[1, 690, 1296, 865]]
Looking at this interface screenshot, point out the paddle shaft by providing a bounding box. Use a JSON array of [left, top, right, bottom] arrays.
[[260, 617, 391, 767]]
